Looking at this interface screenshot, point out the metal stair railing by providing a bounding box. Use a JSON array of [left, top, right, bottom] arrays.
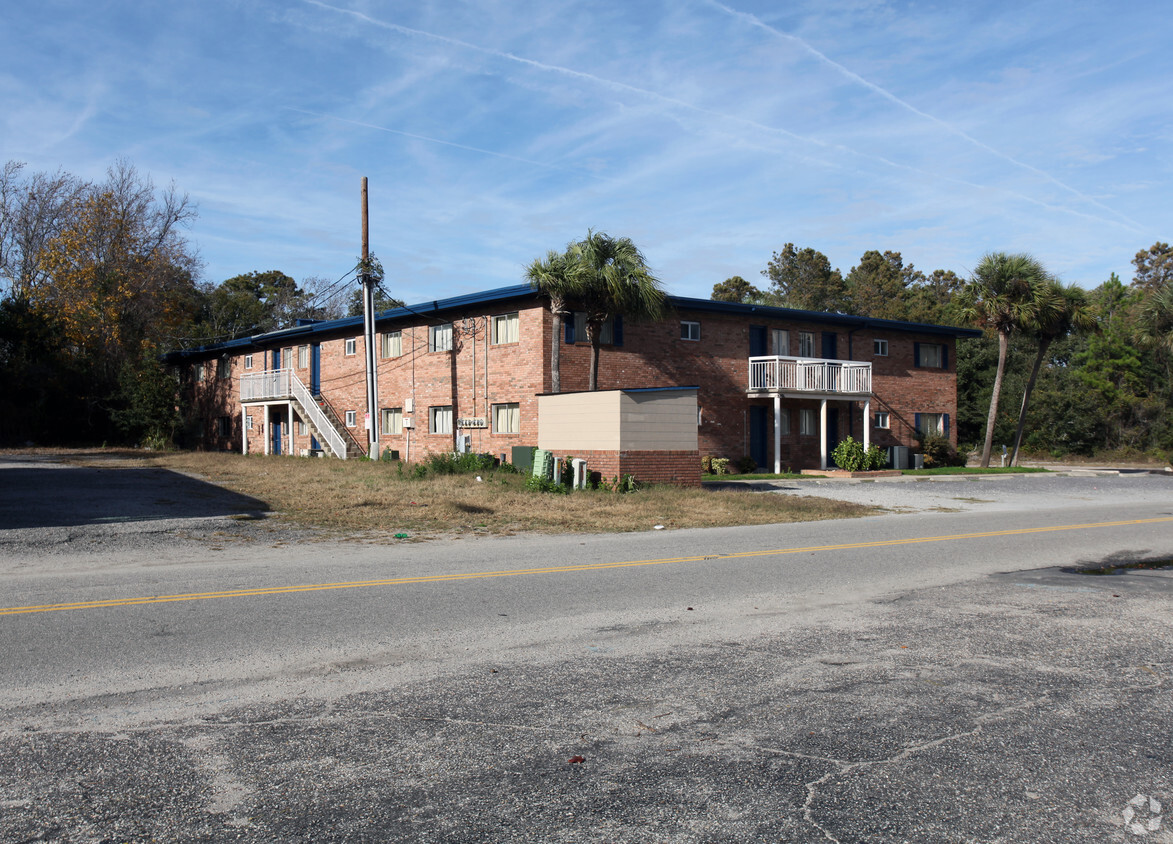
[[287, 371, 348, 459]]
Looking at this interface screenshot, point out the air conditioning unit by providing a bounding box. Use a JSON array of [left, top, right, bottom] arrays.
[[404, 398, 414, 413]]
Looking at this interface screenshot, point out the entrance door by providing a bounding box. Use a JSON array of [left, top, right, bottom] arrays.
[[825, 408, 839, 466], [749, 405, 769, 471], [310, 343, 321, 395], [271, 418, 282, 455], [749, 325, 767, 357]]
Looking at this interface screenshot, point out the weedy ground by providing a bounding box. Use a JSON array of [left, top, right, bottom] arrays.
[[50, 449, 877, 538]]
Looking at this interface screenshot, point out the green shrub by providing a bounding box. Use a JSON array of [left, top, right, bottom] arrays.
[[710, 457, 731, 475], [600, 474, 638, 493], [918, 434, 966, 467], [831, 437, 889, 471], [424, 451, 497, 475], [736, 455, 757, 474], [525, 474, 569, 494], [701, 455, 714, 474]]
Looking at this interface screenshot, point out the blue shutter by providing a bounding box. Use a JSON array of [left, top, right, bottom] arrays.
[[564, 316, 575, 344], [943, 413, 950, 438], [942, 344, 949, 370], [913, 342, 921, 367], [612, 315, 623, 346], [914, 413, 922, 434]]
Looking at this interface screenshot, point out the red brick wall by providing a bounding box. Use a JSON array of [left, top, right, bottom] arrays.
[[538, 448, 701, 488], [187, 297, 961, 471]]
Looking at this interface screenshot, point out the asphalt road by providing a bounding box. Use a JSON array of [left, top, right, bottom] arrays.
[[1, 457, 1172, 843]]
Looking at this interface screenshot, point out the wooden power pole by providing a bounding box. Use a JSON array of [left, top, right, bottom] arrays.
[[361, 177, 378, 458]]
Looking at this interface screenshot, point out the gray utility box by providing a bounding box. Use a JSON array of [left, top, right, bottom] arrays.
[[890, 445, 911, 470]]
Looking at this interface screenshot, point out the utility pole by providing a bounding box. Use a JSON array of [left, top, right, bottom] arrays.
[[361, 177, 378, 458]]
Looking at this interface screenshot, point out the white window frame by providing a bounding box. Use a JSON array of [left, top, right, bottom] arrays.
[[429, 405, 453, 434], [772, 329, 790, 356], [297, 420, 308, 436], [493, 402, 520, 434], [297, 345, 308, 369], [680, 320, 701, 341], [244, 354, 254, 370], [195, 363, 206, 381], [245, 414, 253, 430], [381, 407, 402, 435], [344, 338, 357, 356], [798, 331, 816, 358], [429, 323, 453, 352], [874, 339, 889, 357], [345, 410, 357, 427], [779, 409, 791, 436], [491, 313, 520, 345], [799, 408, 817, 436], [381, 330, 402, 359], [216, 358, 230, 380], [874, 411, 890, 429]]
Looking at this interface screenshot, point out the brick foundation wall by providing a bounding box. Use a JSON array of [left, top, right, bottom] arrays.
[[537, 448, 701, 488]]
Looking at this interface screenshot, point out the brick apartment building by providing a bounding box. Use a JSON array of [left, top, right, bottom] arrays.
[[169, 283, 980, 478]]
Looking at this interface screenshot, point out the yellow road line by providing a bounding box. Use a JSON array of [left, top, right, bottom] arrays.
[[4, 516, 1171, 617]]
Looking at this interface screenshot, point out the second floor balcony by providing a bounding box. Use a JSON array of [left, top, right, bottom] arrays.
[[748, 356, 872, 397]]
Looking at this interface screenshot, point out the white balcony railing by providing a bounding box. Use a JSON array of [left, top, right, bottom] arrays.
[[239, 369, 347, 459], [748, 356, 872, 395]]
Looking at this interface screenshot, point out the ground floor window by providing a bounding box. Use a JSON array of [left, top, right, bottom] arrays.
[[382, 407, 403, 435], [345, 410, 357, 427], [430, 405, 453, 434], [245, 414, 253, 430], [778, 409, 791, 435], [916, 412, 946, 436], [297, 421, 307, 436], [799, 408, 817, 435], [216, 416, 231, 437], [493, 402, 520, 434], [874, 411, 890, 429]]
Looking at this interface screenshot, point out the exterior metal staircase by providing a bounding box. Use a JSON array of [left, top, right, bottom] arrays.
[[239, 369, 362, 459]]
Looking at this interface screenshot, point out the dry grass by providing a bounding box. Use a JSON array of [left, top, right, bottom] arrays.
[[46, 449, 877, 538]]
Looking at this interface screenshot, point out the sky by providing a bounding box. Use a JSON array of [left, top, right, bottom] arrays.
[[2, 0, 1170, 304]]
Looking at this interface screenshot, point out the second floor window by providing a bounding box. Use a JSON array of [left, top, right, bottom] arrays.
[[916, 342, 946, 368], [491, 313, 519, 345], [772, 329, 789, 355], [680, 321, 700, 341], [798, 331, 815, 357], [381, 331, 402, 358], [874, 339, 888, 356], [345, 338, 357, 356], [429, 323, 453, 352]]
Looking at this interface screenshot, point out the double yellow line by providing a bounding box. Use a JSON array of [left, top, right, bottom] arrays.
[[4, 516, 1170, 617]]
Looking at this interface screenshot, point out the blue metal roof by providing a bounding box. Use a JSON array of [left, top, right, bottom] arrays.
[[165, 282, 979, 362]]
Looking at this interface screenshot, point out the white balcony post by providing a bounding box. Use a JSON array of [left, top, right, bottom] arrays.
[[819, 398, 828, 470], [241, 408, 248, 455], [263, 408, 270, 455], [773, 394, 782, 474], [863, 399, 871, 452], [287, 401, 294, 457]]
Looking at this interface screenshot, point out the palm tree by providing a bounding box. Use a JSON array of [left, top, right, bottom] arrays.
[[1137, 282, 1173, 354], [958, 252, 1051, 467], [525, 249, 580, 394], [1009, 281, 1097, 465], [569, 231, 666, 390]]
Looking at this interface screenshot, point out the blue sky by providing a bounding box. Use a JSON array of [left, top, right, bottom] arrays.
[[3, 0, 1169, 303]]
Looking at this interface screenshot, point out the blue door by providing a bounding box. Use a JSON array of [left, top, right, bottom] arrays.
[[749, 325, 767, 357], [310, 343, 321, 395], [271, 419, 282, 455], [749, 405, 769, 471], [272, 347, 281, 369]]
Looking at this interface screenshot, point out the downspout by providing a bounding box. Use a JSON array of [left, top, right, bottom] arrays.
[[846, 325, 862, 441]]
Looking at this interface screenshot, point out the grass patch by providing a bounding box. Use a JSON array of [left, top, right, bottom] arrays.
[[68, 451, 877, 537], [900, 466, 1050, 476]]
